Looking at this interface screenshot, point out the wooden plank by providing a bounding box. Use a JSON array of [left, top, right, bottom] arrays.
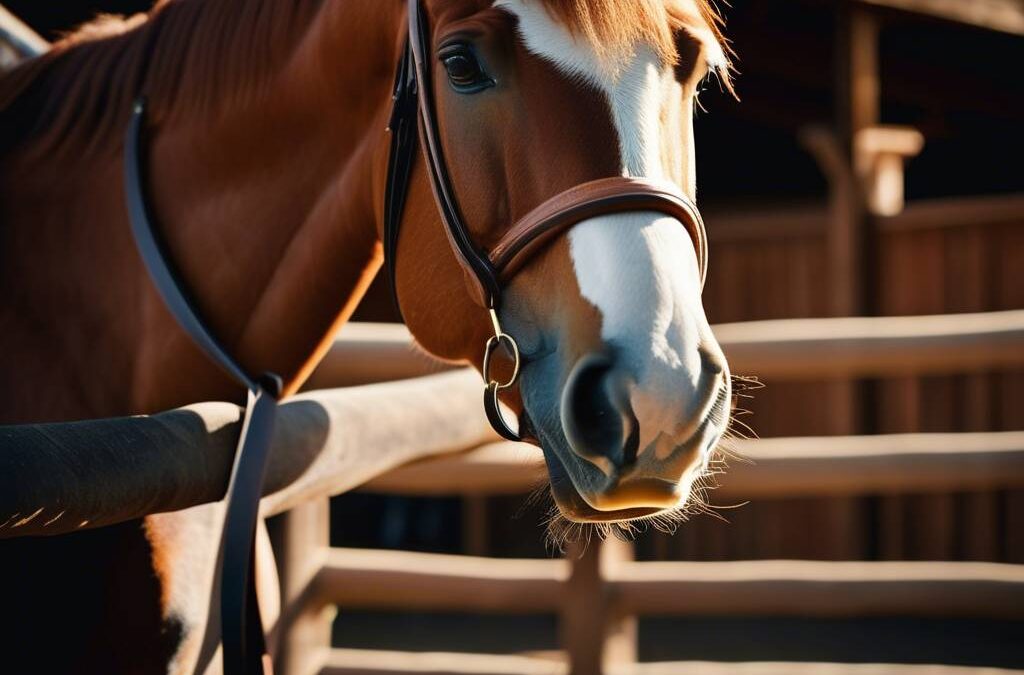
[[857, 0, 1024, 36], [317, 551, 1024, 620], [623, 662, 1024, 675], [715, 310, 1024, 380], [321, 652, 1024, 675], [0, 4, 47, 63], [0, 370, 497, 538], [364, 432, 1024, 499], [612, 559, 1024, 619], [314, 311, 1024, 387], [318, 547, 567, 613], [322, 649, 565, 675], [559, 538, 635, 674], [276, 499, 332, 675]]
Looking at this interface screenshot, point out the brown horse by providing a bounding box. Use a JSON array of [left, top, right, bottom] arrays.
[[0, 0, 732, 672]]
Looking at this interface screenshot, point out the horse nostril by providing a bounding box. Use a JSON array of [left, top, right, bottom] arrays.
[[560, 353, 639, 470]]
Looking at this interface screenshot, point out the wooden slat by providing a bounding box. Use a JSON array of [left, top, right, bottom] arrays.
[[304, 322, 452, 389], [364, 432, 1024, 499], [322, 649, 565, 675], [0, 4, 47, 60], [622, 662, 1024, 675], [613, 559, 1024, 619], [717, 310, 1024, 380], [313, 310, 1024, 388], [691, 194, 1024, 244], [318, 551, 1024, 619], [318, 547, 567, 613], [858, 0, 1024, 35], [322, 652, 1024, 675]]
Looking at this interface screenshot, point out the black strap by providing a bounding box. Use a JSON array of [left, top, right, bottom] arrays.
[[406, 0, 503, 308], [383, 39, 419, 321], [124, 98, 278, 675]]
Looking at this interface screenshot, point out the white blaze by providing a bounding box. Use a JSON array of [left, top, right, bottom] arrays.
[[496, 0, 717, 451]]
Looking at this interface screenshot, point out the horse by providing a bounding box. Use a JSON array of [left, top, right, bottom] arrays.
[[0, 0, 733, 672]]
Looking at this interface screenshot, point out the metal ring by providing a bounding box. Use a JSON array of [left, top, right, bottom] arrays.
[[482, 332, 521, 390], [484, 380, 522, 441]]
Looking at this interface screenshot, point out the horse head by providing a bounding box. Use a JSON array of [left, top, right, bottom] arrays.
[[390, 0, 733, 529]]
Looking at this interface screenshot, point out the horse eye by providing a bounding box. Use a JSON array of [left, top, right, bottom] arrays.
[[439, 46, 494, 93]]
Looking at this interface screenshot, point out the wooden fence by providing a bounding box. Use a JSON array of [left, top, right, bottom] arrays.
[[276, 309, 1024, 675]]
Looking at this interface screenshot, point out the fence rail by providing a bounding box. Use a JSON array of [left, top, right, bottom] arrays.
[[319, 549, 1024, 620], [292, 309, 1024, 675], [321, 651, 1024, 675], [364, 432, 1024, 498], [309, 310, 1024, 390]]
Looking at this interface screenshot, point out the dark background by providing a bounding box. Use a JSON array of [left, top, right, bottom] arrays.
[[8, 0, 1024, 207]]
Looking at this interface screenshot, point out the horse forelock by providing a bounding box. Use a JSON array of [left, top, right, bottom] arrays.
[[521, 0, 732, 86], [0, 0, 326, 157]]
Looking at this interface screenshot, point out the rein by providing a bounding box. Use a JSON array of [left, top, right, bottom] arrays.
[[122, 0, 708, 672], [125, 99, 277, 675]]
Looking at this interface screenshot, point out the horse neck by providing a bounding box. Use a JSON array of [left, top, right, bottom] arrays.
[[132, 1, 404, 407], [0, 1, 404, 420]]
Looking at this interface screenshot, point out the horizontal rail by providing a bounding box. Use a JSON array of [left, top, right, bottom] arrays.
[[363, 432, 1024, 498], [319, 552, 1024, 620], [311, 310, 1024, 388], [318, 547, 567, 613], [714, 310, 1024, 380], [322, 649, 564, 675], [0, 371, 496, 538], [613, 560, 1024, 619], [704, 193, 1024, 242], [323, 650, 1024, 675], [0, 5, 47, 60], [858, 0, 1024, 36]]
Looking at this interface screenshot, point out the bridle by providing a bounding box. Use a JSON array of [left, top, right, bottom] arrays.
[[122, 0, 708, 673], [384, 0, 708, 441]]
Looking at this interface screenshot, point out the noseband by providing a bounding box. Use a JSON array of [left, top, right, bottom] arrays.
[[384, 0, 709, 441]]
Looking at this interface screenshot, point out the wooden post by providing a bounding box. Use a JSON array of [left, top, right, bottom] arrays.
[[560, 537, 637, 674], [461, 495, 489, 556], [275, 498, 333, 675]]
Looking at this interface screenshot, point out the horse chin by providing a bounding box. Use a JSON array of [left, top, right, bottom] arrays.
[[537, 430, 687, 524]]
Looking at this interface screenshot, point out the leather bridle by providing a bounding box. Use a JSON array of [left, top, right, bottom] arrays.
[[384, 0, 708, 441], [123, 0, 707, 672]]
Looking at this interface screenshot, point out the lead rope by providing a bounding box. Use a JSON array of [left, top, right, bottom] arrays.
[[125, 98, 276, 675]]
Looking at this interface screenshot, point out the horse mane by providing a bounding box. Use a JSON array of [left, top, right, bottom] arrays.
[[535, 0, 733, 89], [0, 0, 325, 157], [0, 0, 732, 157]]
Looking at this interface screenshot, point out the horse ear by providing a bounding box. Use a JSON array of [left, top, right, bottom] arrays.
[[671, 26, 704, 85]]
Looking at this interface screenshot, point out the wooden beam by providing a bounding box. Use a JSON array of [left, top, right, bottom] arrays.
[[613, 559, 1024, 619], [321, 651, 1024, 675], [363, 432, 1024, 499], [858, 0, 1024, 35], [0, 4, 47, 63], [0, 370, 496, 538], [700, 193, 1024, 244], [317, 310, 1024, 387], [624, 661, 1024, 675], [322, 649, 565, 675], [317, 552, 1024, 619], [317, 547, 567, 613], [560, 538, 636, 675], [715, 309, 1024, 379]]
